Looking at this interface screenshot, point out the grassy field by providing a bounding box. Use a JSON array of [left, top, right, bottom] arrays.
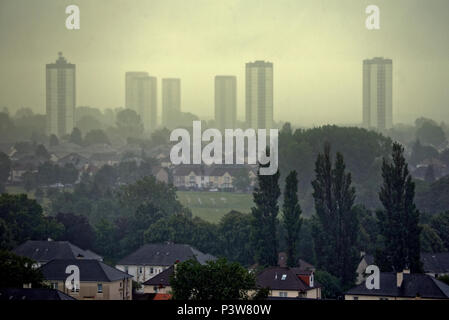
[[4, 186, 253, 224], [176, 191, 254, 223], [5, 185, 34, 198]]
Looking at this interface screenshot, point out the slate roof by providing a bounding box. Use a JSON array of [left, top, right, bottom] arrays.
[[0, 288, 75, 300], [256, 267, 320, 292], [421, 253, 449, 274], [117, 243, 216, 266], [345, 272, 449, 299], [41, 259, 132, 282], [143, 266, 174, 286], [13, 240, 102, 263]]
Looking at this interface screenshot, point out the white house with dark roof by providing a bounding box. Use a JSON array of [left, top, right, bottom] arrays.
[[115, 243, 215, 284]]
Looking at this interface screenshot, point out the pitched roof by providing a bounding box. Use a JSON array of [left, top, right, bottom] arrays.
[[421, 253, 449, 274], [143, 266, 174, 286], [41, 259, 132, 282], [345, 272, 449, 299], [256, 267, 319, 292], [13, 240, 102, 263], [117, 243, 215, 266], [298, 259, 315, 271], [0, 288, 75, 300], [173, 165, 203, 176]]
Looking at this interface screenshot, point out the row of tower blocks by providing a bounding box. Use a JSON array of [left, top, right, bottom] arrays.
[[124, 60, 274, 132], [46, 54, 393, 137]]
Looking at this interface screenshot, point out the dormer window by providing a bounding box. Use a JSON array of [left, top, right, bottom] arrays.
[[281, 274, 287, 280]]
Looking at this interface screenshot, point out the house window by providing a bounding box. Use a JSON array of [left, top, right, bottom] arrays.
[[279, 291, 288, 297], [353, 297, 359, 300], [281, 274, 287, 280], [139, 267, 143, 274], [97, 283, 103, 293], [380, 297, 389, 300], [150, 267, 154, 274], [51, 282, 58, 290]]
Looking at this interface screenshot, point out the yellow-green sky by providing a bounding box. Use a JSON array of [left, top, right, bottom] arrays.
[[1, 0, 449, 126]]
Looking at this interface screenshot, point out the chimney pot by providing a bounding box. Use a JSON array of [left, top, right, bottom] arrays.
[[397, 271, 404, 287]]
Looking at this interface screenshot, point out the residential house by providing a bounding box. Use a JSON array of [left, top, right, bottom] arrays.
[[357, 252, 449, 284], [173, 166, 205, 189], [345, 270, 449, 300], [143, 265, 174, 297], [9, 155, 42, 183], [209, 167, 234, 190], [13, 240, 103, 268], [256, 267, 322, 299], [172, 164, 255, 190], [0, 288, 75, 300], [40, 259, 132, 300], [421, 252, 449, 278], [88, 152, 120, 167], [152, 166, 169, 184], [57, 152, 89, 170], [115, 243, 215, 284], [356, 253, 375, 284]]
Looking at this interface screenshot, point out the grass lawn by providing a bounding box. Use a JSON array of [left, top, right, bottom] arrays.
[[5, 185, 34, 198], [176, 191, 254, 223]]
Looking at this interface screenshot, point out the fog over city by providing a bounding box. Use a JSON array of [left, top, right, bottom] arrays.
[[1, 0, 449, 127]]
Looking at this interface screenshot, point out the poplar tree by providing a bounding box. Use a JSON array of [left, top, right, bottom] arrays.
[[282, 170, 303, 267], [376, 142, 422, 272], [311, 143, 359, 288], [251, 163, 281, 267]]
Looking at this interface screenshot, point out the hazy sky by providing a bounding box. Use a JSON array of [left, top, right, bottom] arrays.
[[1, 0, 449, 126]]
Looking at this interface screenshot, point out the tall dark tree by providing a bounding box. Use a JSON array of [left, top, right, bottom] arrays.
[[55, 212, 95, 250], [69, 127, 83, 145], [0, 250, 46, 288], [376, 142, 422, 272], [250, 163, 280, 267], [0, 151, 11, 188], [282, 170, 302, 267], [49, 134, 59, 147], [170, 258, 266, 300], [311, 143, 359, 288]]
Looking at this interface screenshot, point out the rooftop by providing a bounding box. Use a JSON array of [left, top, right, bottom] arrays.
[[41, 259, 132, 282], [13, 240, 102, 263], [346, 272, 449, 299], [117, 243, 215, 266]]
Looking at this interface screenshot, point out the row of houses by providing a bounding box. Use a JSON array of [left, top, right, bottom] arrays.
[[6, 240, 449, 300], [172, 165, 257, 191], [8, 143, 256, 191]]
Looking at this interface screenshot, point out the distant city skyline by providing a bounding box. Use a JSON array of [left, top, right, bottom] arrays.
[[2, 0, 449, 126]]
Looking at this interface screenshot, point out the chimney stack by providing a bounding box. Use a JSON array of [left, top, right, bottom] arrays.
[[397, 269, 409, 287]]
